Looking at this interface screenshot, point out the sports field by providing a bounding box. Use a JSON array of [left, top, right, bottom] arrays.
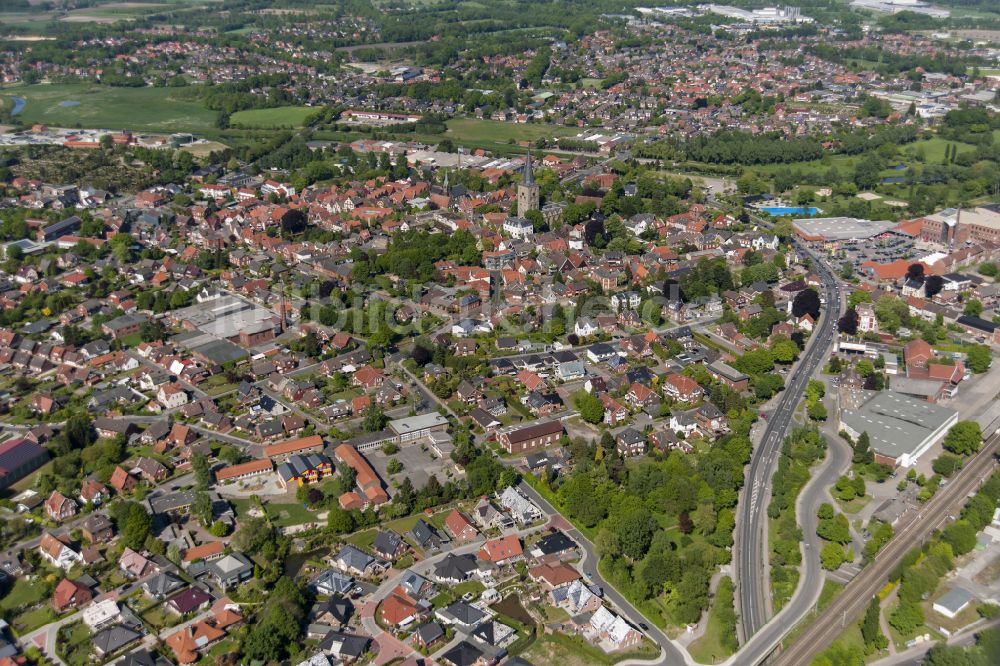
[[229, 106, 317, 128], [0, 83, 218, 132]]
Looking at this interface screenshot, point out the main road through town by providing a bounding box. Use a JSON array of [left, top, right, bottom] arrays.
[[735, 238, 842, 654]]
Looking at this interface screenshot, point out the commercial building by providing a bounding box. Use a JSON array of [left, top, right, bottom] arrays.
[[498, 420, 564, 454], [276, 454, 333, 488], [792, 216, 897, 242], [214, 459, 273, 483], [334, 444, 388, 507], [263, 435, 324, 460], [0, 438, 50, 489], [839, 391, 958, 468], [170, 293, 280, 348], [349, 412, 449, 453], [918, 205, 1000, 246]]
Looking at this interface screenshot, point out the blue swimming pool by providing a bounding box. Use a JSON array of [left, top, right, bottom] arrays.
[[759, 206, 819, 216]]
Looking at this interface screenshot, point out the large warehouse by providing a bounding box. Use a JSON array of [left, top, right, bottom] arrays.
[[793, 216, 898, 241], [839, 391, 958, 468]]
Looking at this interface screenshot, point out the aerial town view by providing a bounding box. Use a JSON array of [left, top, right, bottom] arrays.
[[1, 1, 1000, 666]]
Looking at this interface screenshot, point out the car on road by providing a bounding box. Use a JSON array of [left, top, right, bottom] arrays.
[[639, 622, 649, 631]]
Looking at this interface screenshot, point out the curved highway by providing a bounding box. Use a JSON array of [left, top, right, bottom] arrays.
[[735, 238, 842, 651]]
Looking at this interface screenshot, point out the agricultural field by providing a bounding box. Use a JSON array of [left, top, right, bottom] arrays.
[[229, 106, 318, 129], [0, 83, 218, 132], [0, 1, 214, 28]]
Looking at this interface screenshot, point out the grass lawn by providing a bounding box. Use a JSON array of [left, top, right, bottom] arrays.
[[140, 605, 175, 631], [451, 580, 485, 598], [265, 502, 318, 527], [1, 83, 218, 132], [12, 605, 58, 635], [56, 621, 93, 666], [445, 118, 577, 147], [200, 374, 239, 396], [346, 528, 378, 551], [0, 577, 49, 611], [687, 577, 737, 664], [836, 494, 873, 515], [229, 106, 318, 129]]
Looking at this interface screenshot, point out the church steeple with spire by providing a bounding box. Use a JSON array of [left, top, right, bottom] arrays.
[[517, 149, 539, 214]]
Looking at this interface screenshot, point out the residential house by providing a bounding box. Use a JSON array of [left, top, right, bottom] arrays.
[[478, 535, 523, 566], [45, 491, 77, 521], [39, 532, 82, 570]]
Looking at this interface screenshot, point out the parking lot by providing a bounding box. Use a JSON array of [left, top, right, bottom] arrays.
[[835, 233, 920, 273], [366, 442, 461, 494]]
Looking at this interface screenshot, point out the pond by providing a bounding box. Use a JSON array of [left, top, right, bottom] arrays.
[[284, 547, 329, 577]]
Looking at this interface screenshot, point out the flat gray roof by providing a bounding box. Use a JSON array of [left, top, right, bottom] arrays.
[[934, 587, 973, 614], [793, 216, 897, 241], [389, 412, 449, 435], [840, 391, 957, 462]]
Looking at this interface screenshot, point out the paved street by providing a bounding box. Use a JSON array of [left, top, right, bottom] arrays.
[[735, 236, 842, 651]]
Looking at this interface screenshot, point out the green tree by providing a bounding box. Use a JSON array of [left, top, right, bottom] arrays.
[[193, 490, 213, 526], [362, 403, 387, 432], [889, 600, 924, 636], [327, 507, 355, 534], [820, 542, 847, 570], [113, 501, 152, 549], [772, 339, 799, 363], [964, 299, 984, 317], [574, 390, 605, 424], [861, 596, 889, 654], [966, 345, 992, 373], [805, 379, 825, 403], [387, 457, 403, 475], [943, 421, 982, 456], [941, 520, 978, 556], [192, 452, 211, 490], [853, 431, 874, 465], [932, 452, 963, 478], [808, 400, 828, 422], [848, 290, 872, 308]]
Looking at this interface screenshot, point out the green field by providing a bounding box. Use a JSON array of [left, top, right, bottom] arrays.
[[229, 106, 317, 129], [1, 83, 218, 132], [445, 117, 578, 147]]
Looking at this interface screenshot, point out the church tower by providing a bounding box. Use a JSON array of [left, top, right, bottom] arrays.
[[517, 150, 539, 215]]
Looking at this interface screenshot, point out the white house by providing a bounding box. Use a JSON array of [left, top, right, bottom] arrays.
[[82, 599, 122, 630], [575, 317, 598, 337], [752, 234, 779, 251], [610, 292, 641, 311], [857, 303, 878, 333], [503, 217, 534, 240], [497, 487, 543, 525], [156, 383, 188, 409], [39, 533, 82, 570]]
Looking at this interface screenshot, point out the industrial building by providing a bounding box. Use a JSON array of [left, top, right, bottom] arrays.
[[839, 391, 958, 468], [170, 293, 280, 348]]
